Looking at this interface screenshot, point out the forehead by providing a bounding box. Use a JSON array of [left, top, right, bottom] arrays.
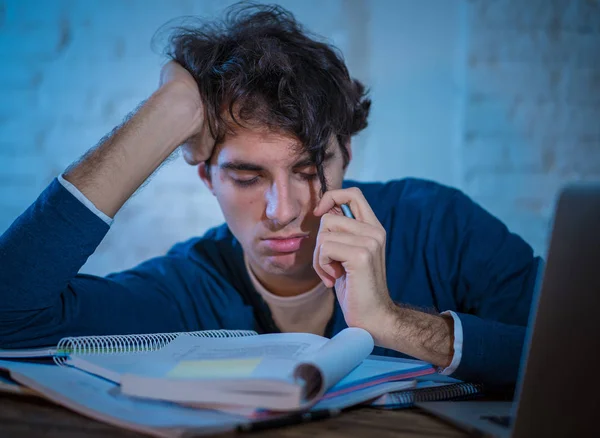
[[214, 127, 314, 167]]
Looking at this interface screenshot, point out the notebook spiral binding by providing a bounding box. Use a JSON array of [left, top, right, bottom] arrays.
[[53, 329, 257, 365], [374, 382, 484, 409]]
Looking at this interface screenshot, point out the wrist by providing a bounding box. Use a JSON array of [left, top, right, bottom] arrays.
[[151, 83, 204, 144], [369, 303, 401, 349], [375, 305, 455, 367]]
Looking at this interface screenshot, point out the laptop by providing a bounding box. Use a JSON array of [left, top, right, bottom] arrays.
[[417, 184, 600, 437]]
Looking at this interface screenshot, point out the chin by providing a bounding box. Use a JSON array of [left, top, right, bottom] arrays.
[[260, 252, 311, 276]]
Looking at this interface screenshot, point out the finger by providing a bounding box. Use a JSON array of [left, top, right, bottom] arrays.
[[181, 117, 215, 165], [313, 231, 377, 287], [313, 236, 338, 288], [159, 61, 176, 86], [319, 231, 382, 254], [313, 187, 380, 226], [314, 240, 351, 288], [319, 213, 386, 247], [159, 60, 187, 87], [318, 240, 369, 282]]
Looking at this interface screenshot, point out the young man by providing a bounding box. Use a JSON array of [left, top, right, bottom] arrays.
[[0, 5, 541, 387]]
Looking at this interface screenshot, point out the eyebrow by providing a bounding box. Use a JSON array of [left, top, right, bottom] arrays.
[[219, 162, 263, 172], [219, 152, 335, 172]]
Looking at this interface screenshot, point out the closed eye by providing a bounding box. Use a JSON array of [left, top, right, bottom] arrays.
[[232, 176, 260, 187], [299, 172, 317, 181]]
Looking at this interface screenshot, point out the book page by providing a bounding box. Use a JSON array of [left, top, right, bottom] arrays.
[[153, 331, 331, 381], [1, 360, 246, 437], [313, 380, 416, 410], [165, 331, 328, 361], [294, 328, 374, 405], [67, 331, 329, 383], [330, 356, 433, 394], [67, 352, 166, 383], [157, 329, 374, 388]]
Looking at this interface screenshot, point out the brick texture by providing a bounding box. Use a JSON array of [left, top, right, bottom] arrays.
[[463, 0, 600, 255]]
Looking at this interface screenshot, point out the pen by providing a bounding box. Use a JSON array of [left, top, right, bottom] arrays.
[[341, 203, 355, 219], [237, 408, 341, 433]]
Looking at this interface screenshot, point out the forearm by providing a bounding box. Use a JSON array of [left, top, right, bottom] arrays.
[[377, 305, 454, 368], [0, 180, 110, 311], [63, 84, 199, 218]]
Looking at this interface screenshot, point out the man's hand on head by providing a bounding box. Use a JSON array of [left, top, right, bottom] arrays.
[[62, 61, 216, 218], [158, 61, 215, 165]]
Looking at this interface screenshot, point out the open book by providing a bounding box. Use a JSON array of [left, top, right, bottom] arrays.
[[0, 328, 450, 436], [60, 328, 434, 410]]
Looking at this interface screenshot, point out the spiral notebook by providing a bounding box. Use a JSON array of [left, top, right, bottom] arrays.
[[369, 380, 483, 409], [0, 329, 257, 360]]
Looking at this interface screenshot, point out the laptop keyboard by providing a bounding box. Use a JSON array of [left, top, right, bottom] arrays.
[[481, 415, 512, 428]]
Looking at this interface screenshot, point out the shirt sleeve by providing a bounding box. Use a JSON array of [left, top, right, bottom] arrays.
[[430, 189, 542, 387], [437, 310, 463, 375], [57, 174, 113, 226], [0, 179, 193, 348]]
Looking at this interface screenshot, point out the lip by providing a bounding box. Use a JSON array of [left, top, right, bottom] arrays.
[[262, 234, 309, 253], [264, 233, 309, 240]]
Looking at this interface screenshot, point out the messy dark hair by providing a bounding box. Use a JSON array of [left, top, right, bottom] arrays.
[[163, 2, 371, 192]]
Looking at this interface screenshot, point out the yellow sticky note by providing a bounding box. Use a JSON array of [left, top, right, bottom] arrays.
[[167, 358, 262, 379]]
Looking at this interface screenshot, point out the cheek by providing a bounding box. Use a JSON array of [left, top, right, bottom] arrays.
[[213, 181, 263, 234]]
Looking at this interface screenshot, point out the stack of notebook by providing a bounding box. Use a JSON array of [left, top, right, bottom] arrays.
[[0, 328, 482, 437]]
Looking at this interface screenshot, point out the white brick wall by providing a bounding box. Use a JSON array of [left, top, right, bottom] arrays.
[[464, 0, 600, 255], [1, 0, 598, 275]]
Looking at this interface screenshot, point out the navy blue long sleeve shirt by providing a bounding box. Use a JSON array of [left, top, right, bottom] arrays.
[[0, 178, 542, 386]]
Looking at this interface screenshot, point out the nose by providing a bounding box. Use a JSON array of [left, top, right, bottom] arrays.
[[265, 179, 299, 226]]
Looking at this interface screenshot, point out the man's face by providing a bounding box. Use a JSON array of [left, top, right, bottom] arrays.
[[200, 127, 348, 287]]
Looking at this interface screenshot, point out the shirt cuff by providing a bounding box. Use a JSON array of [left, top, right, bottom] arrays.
[[438, 310, 463, 375], [58, 174, 114, 226]]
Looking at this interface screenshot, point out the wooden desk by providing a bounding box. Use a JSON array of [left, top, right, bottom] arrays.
[[0, 392, 467, 438]]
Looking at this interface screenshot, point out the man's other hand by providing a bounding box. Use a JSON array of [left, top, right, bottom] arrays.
[[312, 187, 395, 344], [159, 61, 215, 165]]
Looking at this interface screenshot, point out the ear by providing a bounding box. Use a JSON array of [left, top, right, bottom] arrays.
[[198, 163, 215, 195], [343, 139, 353, 167]]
